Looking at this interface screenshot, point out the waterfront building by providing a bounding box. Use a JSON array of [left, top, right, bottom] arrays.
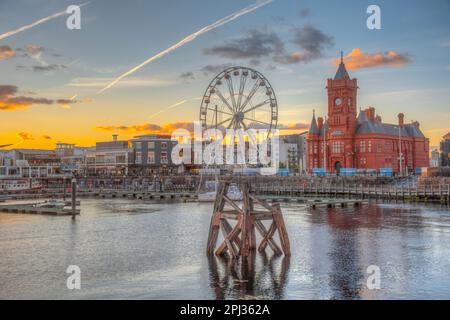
[[430, 148, 440, 167], [129, 134, 178, 175], [278, 139, 298, 172], [85, 135, 131, 176], [280, 132, 308, 174], [0, 149, 62, 178], [440, 132, 450, 167], [55, 143, 92, 175], [307, 55, 430, 174]]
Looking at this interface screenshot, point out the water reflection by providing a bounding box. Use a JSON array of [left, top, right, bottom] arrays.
[[1, 199, 450, 299], [207, 253, 290, 300]]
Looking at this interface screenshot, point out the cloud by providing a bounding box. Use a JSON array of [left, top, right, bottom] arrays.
[[336, 48, 412, 70], [203, 29, 284, 59], [299, 8, 310, 18], [34, 64, 67, 72], [287, 25, 334, 63], [232, 122, 309, 130], [0, 84, 78, 111], [0, 45, 16, 61], [286, 122, 309, 130], [203, 25, 333, 65], [66, 77, 175, 88], [96, 123, 162, 133], [18, 132, 34, 140], [201, 63, 233, 75], [41, 135, 52, 140], [273, 52, 303, 64], [95, 121, 195, 135], [17, 45, 45, 57], [180, 72, 195, 82]]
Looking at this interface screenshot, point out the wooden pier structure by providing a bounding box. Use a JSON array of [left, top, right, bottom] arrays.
[[0, 202, 80, 216], [206, 179, 290, 258]]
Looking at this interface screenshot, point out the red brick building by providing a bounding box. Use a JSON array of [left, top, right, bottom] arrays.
[[307, 56, 429, 174]]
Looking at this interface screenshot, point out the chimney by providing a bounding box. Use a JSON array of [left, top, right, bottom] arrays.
[[376, 115, 382, 122], [413, 120, 420, 128], [398, 113, 404, 127], [112, 134, 118, 142], [317, 117, 324, 132]]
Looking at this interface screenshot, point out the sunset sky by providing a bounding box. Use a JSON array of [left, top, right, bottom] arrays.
[[0, 0, 449, 149]]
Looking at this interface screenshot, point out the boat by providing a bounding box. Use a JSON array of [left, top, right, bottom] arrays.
[[34, 199, 66, 209], [0, 179, 43, 192]]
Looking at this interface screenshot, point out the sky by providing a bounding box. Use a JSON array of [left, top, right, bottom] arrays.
[[0, 0, 449, 149]]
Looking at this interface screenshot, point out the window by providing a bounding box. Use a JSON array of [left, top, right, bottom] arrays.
[[368, 141, 372, 153], [377, 143, 382, 153], [313, 144, 318, 154], [135, 151, 142, 164], [161, 151, 168, 164], [135, 142, 142, 150], [116, 155, 126, 164], [148, 142, 155, 149], [147, 151, 155, 164], [334, 116, 340, 125], [385, 141, 392, 151], [360, 141, 366, 153], [332, 141, 344, 154], [161, 142, 168, 149]]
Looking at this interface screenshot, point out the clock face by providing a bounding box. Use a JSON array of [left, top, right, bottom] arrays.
[[335, 98, 342, 106]]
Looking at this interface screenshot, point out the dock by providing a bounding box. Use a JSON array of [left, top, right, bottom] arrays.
[[0, 203, 80, 216]]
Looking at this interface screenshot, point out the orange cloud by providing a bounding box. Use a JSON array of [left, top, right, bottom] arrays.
[[0, 84, 78, 111], [334, 48, 412, 70], [95, 122, 196, 135], [0, 45, 16, 61], [17, 132, 34, 140], [95, 121, 309, 135]]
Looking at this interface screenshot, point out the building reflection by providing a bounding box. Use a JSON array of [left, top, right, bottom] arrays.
[[207, 252, 290, 300]]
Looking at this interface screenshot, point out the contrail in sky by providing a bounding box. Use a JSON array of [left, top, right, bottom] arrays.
[[149, 99, 188, 120], [97, 0, 273, 95], [148, 96, 203, 120], [0, 2, 89, 41]]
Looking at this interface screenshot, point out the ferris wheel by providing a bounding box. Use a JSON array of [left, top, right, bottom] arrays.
[[199, 66, 278, 136]]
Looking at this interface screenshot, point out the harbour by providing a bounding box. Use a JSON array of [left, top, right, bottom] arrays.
[[1, 198, 450, 299]]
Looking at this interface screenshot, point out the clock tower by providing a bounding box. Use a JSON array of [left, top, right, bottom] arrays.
[[326, 52, 358, 170]]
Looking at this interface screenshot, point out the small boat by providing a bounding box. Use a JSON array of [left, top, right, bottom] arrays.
[[34, 199, 66, 209]]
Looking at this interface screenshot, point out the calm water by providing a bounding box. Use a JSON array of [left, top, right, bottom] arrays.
[[1, 198, 450, 300]]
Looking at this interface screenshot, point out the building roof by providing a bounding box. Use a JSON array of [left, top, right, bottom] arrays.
[[14, 149, 56, 155], [334, 53, 350, 80], [319, 119, 328, 136], [355, 110, 426, 138], [308, 111, 319, 135], [443, 132, 450, 140]]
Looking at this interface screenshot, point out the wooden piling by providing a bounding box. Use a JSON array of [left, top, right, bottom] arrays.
[[206, 179, 290, 258], [71, 178, 77, 218]]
